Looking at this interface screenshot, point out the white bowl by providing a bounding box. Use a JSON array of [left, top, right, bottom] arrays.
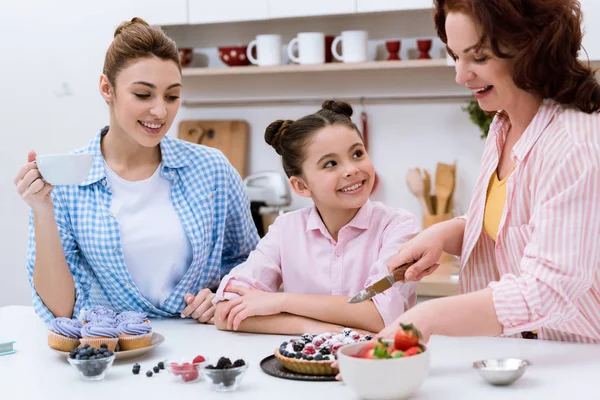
[[337, 341, 430, 400], [36, 154, 93, 185]]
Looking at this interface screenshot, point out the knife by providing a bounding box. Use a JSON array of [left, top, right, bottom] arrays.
[[347, 261, 416, 304]]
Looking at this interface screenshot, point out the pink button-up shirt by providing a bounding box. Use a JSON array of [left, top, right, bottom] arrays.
[[460, 99, 600, 343], [213, 201, 419, 326]]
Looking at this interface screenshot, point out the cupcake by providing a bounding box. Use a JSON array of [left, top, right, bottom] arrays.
[[80, 322, 119, 351], [48, 318, 82, 352], [83, 306, 117, 325], [117, 320, 153, 350], [115, 311, 148, 325]]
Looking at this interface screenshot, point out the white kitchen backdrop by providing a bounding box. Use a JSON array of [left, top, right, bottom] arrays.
[[1, 0, 598, 307]]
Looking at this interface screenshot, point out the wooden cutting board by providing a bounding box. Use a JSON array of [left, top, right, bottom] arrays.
[[178, 120, 249, 178]]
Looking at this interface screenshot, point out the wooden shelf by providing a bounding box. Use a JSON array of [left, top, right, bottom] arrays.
[[181, 59, 449, 77]]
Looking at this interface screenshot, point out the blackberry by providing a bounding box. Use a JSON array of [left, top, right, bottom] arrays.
[[319, 348, 331, 355], [216, 357, 232, 369], [364, 334, 373, 341], [205, 365, 216, 369], [146, 371, 153, 377], [301, 334, 315, 343], [232, 359, 245, 368], [153, 366, 160, 373], [342, 328, 352, 336], [292, 342, 305, 352]]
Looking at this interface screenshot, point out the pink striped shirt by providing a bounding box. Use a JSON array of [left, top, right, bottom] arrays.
[[460, 99, 600, 343], [213, 201, 419, 326]]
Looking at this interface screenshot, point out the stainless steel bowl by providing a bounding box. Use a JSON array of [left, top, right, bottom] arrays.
[[473, 358, 531, 386]]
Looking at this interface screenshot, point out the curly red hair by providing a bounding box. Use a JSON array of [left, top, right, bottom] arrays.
[[434, 0, 600, 113]]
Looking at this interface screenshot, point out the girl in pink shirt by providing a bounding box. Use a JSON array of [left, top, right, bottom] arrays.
[[213, 100, 419, 335]]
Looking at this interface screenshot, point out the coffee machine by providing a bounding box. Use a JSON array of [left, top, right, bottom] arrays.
[[244, 172, 292, 236]]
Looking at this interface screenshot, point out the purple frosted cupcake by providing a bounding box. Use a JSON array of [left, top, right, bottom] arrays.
[[115, 311, 148, 325], [83, 306, 117, 326], [117, 320, 153, 350], [48, 318, 82, 351], [80, 322, 119, 351]]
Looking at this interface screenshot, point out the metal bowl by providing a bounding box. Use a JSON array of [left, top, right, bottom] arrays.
[[473, 358, 530, 386]]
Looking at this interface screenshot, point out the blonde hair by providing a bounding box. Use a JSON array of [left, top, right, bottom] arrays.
[[103, 17, 180, 87]]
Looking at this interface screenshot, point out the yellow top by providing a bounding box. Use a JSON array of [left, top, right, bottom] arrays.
[[483, 169, 512, 241]]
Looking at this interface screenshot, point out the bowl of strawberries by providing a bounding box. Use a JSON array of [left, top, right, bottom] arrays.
[[337, 324, 429, 400], [164, 355, 207, 383]]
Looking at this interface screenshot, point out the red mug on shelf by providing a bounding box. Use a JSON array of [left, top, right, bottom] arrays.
[[178, 48, 193, 67]]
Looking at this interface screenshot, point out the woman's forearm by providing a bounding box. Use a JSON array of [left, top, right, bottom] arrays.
[[32, 210, 75, 318], [214, 303, 345, 335], [280, 293, 383, 333], [434, 217, 466, 256]]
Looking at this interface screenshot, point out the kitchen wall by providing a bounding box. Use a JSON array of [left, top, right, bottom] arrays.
[[0, 2, 486, 308]]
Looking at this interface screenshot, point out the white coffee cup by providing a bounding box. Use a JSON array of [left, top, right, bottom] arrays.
[[36, 154, 93, 185], [287, 32, 325, 65], [247, 34, 282, 66], [331, 30, 368, 63]]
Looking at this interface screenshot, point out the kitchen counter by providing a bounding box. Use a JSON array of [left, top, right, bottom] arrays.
[[1, 305, 597, 399]]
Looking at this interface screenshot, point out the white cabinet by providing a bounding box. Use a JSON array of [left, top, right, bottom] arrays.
[[356, 0, 432, 13], [102, 0, 188, 26], [268, 0, 355, 19], [581, 0, 600, 60], [189, 0, 269, 23]]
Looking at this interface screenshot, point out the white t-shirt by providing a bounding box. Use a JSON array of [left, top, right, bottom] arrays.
[[104, 162, 193, 308]]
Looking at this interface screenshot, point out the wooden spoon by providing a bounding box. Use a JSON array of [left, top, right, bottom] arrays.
[[423, 169, 434, 215], [406, 168, 432, 215], [435, 163, 455, 215]]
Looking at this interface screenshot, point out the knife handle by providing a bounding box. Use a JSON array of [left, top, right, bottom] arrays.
[[391, 261, 417, 282]]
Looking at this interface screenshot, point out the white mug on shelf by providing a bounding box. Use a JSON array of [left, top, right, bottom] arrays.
[[331, 30, 368, 63], [287, 32, 325, 65], [247, 34, 282, 66]]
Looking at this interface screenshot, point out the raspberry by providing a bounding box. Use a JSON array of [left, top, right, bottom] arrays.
[[303, 344, 316, 355], [181, 362, 194, 372], [182, 370, 199, 382], [350, 331, 361, 340], [331, 343, 343, 354], [312, 337, 325, 348]]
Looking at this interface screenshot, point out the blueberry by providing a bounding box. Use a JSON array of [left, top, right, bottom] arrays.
[[133, 363, 140, 368], [146, 371, 153, 377], [83, 344, 91, 349], [153, 366, 159, 373], [364, 334, 373, 341], [320, 348, 331, 355], [106, 351, 114, 357], [314, 354, 323, 361], [295, 353, 302, 359], [286, 352, 295, 358], [100, 343, 108, 349], [306, 356, 314, 361], [132, 369, 140, 375], [281, 341, 288, 348], [157, 362, 164, 370], [75, 354, 81, 360]]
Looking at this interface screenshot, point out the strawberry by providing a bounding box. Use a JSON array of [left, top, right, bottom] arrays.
[[404, 346, 423, 357], [372, 339, 391, 359], [356, 342, 376, 358], [394, 323, 422, 351], [390, 350, 404, 358], [192, 355, 206, 364], [182, 370, 199, 382]]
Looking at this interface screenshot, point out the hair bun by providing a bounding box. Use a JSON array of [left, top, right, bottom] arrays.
[[114, 17, 150, 38], [265, 119, 294, 155], [321, 99, 353, 118]]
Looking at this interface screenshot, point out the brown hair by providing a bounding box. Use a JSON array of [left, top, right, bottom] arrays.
[[434, 0, 600, 113], [265, 100, 362, 177], [103, 17, 180, 87]]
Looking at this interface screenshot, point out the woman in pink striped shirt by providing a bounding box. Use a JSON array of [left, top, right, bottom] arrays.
[[213, 100, 419, 335], [381, 0, 600, 343]]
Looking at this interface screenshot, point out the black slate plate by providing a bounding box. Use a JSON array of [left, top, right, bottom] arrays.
[[260, 355, 337, 382]]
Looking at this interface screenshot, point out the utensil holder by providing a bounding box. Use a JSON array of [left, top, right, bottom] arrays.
[[422, 204, 456, 266]]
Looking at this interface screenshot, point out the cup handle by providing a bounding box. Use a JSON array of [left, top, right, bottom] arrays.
[[247, 40, 258, 65], [287, 38, 300, 64], [331, 36, 343, 61]]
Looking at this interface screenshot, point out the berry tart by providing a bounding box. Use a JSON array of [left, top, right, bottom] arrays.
[[274, 328, 373, 375]]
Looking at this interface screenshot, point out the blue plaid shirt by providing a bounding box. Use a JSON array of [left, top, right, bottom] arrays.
[[27, 128, 259, 322]]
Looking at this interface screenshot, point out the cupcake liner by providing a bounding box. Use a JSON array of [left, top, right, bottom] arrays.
[[48, 330, 80, 352], [118, 332, 153, 351], [79, 337, 118, 351], [274, 348, 338, 376]]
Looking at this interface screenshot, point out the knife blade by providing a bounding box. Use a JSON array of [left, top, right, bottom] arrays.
[[347, 261, 416, 304]]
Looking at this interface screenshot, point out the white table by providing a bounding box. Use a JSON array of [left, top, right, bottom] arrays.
[[1, 306, 597, 399]]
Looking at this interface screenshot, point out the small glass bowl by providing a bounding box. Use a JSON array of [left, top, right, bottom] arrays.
[[68, 353, 116, 381], [164, 358, 208, 383], [202, 364, 249, 392]]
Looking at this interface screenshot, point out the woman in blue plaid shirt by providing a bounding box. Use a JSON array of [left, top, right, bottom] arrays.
[[13, 18, 259, 323]]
